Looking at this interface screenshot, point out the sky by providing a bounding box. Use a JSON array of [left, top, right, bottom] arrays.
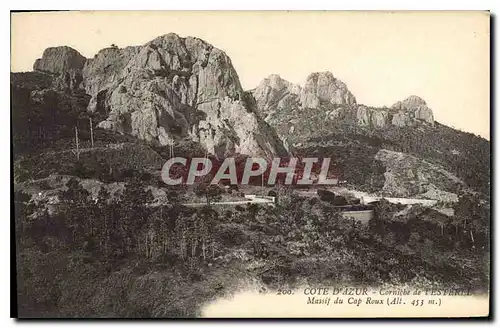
[[11, 11, 490, 139]]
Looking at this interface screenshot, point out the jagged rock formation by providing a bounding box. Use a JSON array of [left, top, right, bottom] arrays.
[[253, 72, 356, 114], [251, 73, 358, 144], [251, 74, 435, 142], [32, 34, 289, 158], [81, 46, 140, 112], [299, 72, 357, 108], [252, 74, 301, 113], [33, 46, 86, 74], [391, 95, 434, 125], [355, 97, 435, 129], [33, 46, 87, 92]]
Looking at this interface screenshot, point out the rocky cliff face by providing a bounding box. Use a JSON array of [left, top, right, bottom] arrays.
[[32, 34, 288, 158], [33, 46, 87, 93], [34, 46, 86, 74], [251, 73, 435, 142]]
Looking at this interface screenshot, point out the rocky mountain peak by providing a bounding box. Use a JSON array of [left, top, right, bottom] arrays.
[[392, 95, 427, 111], [33, 46, 88, 92], [258, 74, 293, 92], [33, 46, 87, 74], [301, 71, 357, 108], [251, 73, 436, 143], [252, 74, 301, 114], [391, 95, 434, 126]]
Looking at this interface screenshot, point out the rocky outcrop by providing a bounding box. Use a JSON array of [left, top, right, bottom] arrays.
[[356, 95, 435, 129], [300, 72, 356, 108], [392, 112, 413, 127], [392, 95, 426, 111], [252, 74, 301, 114], [84, 34, 288, 157], [356, 105, 392, 129], [33, 46, 87, 74], [52, 70, 84, 92], [356, 105, 371, 126], [33, 35, 289, 158], [81, 46, 140, 112], [356, 105, 390, 129], [391, 95, 434, 126], [252, 72, 356, 115], [33, 46, 87, 92]]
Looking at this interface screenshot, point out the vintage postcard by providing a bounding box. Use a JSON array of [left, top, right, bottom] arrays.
[[11, 11, 490, 318]]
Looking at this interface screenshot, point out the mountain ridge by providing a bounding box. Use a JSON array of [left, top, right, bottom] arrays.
[[252, 73, 434, 140]]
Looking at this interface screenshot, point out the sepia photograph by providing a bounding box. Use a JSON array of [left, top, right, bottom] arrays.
[[10, 10, 491, 318]]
